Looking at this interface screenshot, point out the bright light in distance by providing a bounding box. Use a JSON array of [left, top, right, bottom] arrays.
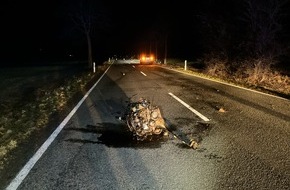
[[140, 54, 154, 60]]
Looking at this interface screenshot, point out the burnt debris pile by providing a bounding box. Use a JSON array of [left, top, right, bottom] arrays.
[[124, 98, 169, 141], [122, 97, 212, 149]]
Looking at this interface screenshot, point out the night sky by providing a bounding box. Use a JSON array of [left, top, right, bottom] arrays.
[[1, 0, 290, 65], [0, 0, 202, 64]]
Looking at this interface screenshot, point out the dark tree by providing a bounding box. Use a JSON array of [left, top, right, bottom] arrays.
[[68, 0, 111, 68], [241, 0, 289, 59], [196, 0, 240, 57]]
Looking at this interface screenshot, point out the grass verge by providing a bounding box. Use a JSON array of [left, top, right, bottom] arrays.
[[163, 58, 290, 99], [0, 64, 109, 170]]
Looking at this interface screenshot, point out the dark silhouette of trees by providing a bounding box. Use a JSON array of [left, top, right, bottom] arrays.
[[196, 0, 289, 63], [68, 0, 111, 68], [196, 0, 242, 58], [153, 7, 176, 64], [241, 0, 289, 59]]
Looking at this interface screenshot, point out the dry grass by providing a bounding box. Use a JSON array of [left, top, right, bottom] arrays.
[[166, 56, 290, 97], [203, 53, 230, 79], [0, 65, 108, 169], [233, 58, 290, 95]]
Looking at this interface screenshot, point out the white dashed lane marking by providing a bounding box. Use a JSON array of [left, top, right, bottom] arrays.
[[168, 92, 210, 122], [140, 71, 147, 76]]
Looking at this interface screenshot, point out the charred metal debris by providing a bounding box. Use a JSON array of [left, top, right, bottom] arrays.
[[121, 97, 209, 149], [124, 97, 168, 141]]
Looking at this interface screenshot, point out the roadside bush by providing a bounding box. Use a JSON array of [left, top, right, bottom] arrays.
[[203, 52, 230, 79], [167, 54, 290, 96], [234, 58, 290, 95]]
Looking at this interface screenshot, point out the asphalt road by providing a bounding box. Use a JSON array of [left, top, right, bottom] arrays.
[[4, 63, 290, 190]]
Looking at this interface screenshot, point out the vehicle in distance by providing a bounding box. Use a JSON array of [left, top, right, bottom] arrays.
[[139, 54, 155, 64]]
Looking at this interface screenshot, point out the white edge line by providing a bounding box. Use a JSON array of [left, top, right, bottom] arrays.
[[169, 92, 210, 122], [140, 71, 147, 76], [160, 66, 289, 101], [5, 64, 113, 190]]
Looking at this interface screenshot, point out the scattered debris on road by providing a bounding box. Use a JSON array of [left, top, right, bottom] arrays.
[[121, 97, 212, 149], [218, 107, 226, 112], [164, 119, 212, 149], [124, 97, 169, 141]]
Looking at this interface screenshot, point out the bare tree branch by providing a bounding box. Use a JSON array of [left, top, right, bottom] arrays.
[[68, 0, 110, 68]]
